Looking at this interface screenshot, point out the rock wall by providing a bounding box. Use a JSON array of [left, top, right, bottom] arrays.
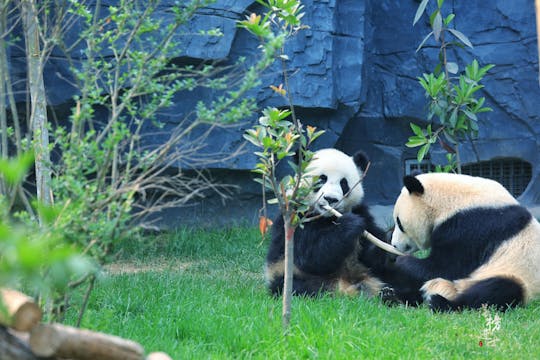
[[338, 0, 540, 206], [8, 0, 540, 226]]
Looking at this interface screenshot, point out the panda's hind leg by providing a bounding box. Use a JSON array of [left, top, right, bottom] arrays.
[[428, 276, 525, 312], [268, 275, 334, 297]]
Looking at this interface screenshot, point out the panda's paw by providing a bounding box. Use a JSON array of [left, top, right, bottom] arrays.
[[379, 286, 399, 304], [421, 278, 458, 303], [338, 213, 366, 236], [428, 294, 456, 312]]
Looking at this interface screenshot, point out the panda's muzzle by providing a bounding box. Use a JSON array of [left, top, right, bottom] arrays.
[[323, 196, 339, 205]]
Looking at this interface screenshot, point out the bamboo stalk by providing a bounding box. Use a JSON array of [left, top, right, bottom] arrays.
[[322, 205, 405, 256]]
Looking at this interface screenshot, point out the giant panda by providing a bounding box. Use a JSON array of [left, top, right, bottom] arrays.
[[389, 172, 540, 311], [264, 148, 393, 297]]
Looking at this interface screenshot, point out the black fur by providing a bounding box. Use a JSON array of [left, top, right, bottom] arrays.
[[266, 204, 391, 297], [386, 205, 532, 308], [403, 175, 424, 195], [353, 151, 370, 173], [429, 277, 524, 312]]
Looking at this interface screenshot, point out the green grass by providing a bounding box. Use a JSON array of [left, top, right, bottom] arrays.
[[63, 227, 540, 359]]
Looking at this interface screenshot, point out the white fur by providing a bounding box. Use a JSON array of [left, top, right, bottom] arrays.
[[391, 172, 540, 304], [304, 148, 365, 217], [391, 173, 517, 253]]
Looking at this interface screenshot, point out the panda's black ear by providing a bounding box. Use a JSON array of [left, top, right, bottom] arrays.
[[403, 175, 424, 195], [353, 151, 370, 172]]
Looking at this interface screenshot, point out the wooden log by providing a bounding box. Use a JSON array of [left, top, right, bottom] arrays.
[[0, 325, 40, 360], [0, 289, 42, 331], [146, 352, 173, 360], [30, 323, 145, 360]]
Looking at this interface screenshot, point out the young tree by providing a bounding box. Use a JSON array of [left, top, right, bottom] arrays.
[[406, 0, 494, 173], [241, 0, 313, 329], [1, 0, 295, 322], [20, 0, 52, 212]]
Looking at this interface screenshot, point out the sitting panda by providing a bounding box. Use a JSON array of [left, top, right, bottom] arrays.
[[389, 172, 540, 311], [265, 148, 393, 297]]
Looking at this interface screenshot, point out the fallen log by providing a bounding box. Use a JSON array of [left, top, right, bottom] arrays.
[[0, 289, 42, 331], [146, 352, 173, 360], [30, 323, 145, 360], [0, 325, 40, 360]]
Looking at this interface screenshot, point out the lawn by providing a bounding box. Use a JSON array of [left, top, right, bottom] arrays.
[[63, 227, 540, 359]]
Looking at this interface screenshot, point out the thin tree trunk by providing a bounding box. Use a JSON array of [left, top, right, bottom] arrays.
[[2, 2, 23, 157], [21, 0, 52, 211], [282, 215, 295, 329], [0, 2, 8, 197]]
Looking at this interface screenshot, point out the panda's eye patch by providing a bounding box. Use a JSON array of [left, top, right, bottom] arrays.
[[313, 174, 327, 193], [396, 217, 406, 234], [340, 178, 350, 195]]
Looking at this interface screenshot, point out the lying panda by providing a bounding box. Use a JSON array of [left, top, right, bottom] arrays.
[[389, 172, 540, 311], [265, 148, 393, 297]]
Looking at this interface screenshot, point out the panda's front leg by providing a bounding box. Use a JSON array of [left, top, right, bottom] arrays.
[[295, 214, 365, 275], [336, 212, 367, 240], [381, 255, 430, 305]]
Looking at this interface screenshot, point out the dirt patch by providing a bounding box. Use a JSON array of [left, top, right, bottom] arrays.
[[104, 259, 198, 275]]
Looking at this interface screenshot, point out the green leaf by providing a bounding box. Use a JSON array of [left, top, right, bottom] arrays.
[[416, 31, 434, 52], [243, 133, 261, 147], [463, 109, 478, 122], [262, 136, 273, 148], [406, 137, 427, 148], [444, 13, 455, 26], [410, 123, 425, 137], [478, 63, 495, 78], [449, 107, 458, 127], [413, 0, 430, 25], [446, 62, 458, 74], [434, 63, 442, 75], [432, 11, 443, 41], [417, 144, 430, 162], [443, 130, 457, 145], [477, 106, 492, 113], [447, 28, 473, 48], [0, 153, 34, 185]]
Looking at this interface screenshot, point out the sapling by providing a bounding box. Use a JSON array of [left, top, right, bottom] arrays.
[[407, 0, 494, 173], [240, 0, 308, 329]]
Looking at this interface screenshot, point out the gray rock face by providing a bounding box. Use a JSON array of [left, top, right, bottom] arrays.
[[339, 0, 540, 205], [8, 0, 540, 226]]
